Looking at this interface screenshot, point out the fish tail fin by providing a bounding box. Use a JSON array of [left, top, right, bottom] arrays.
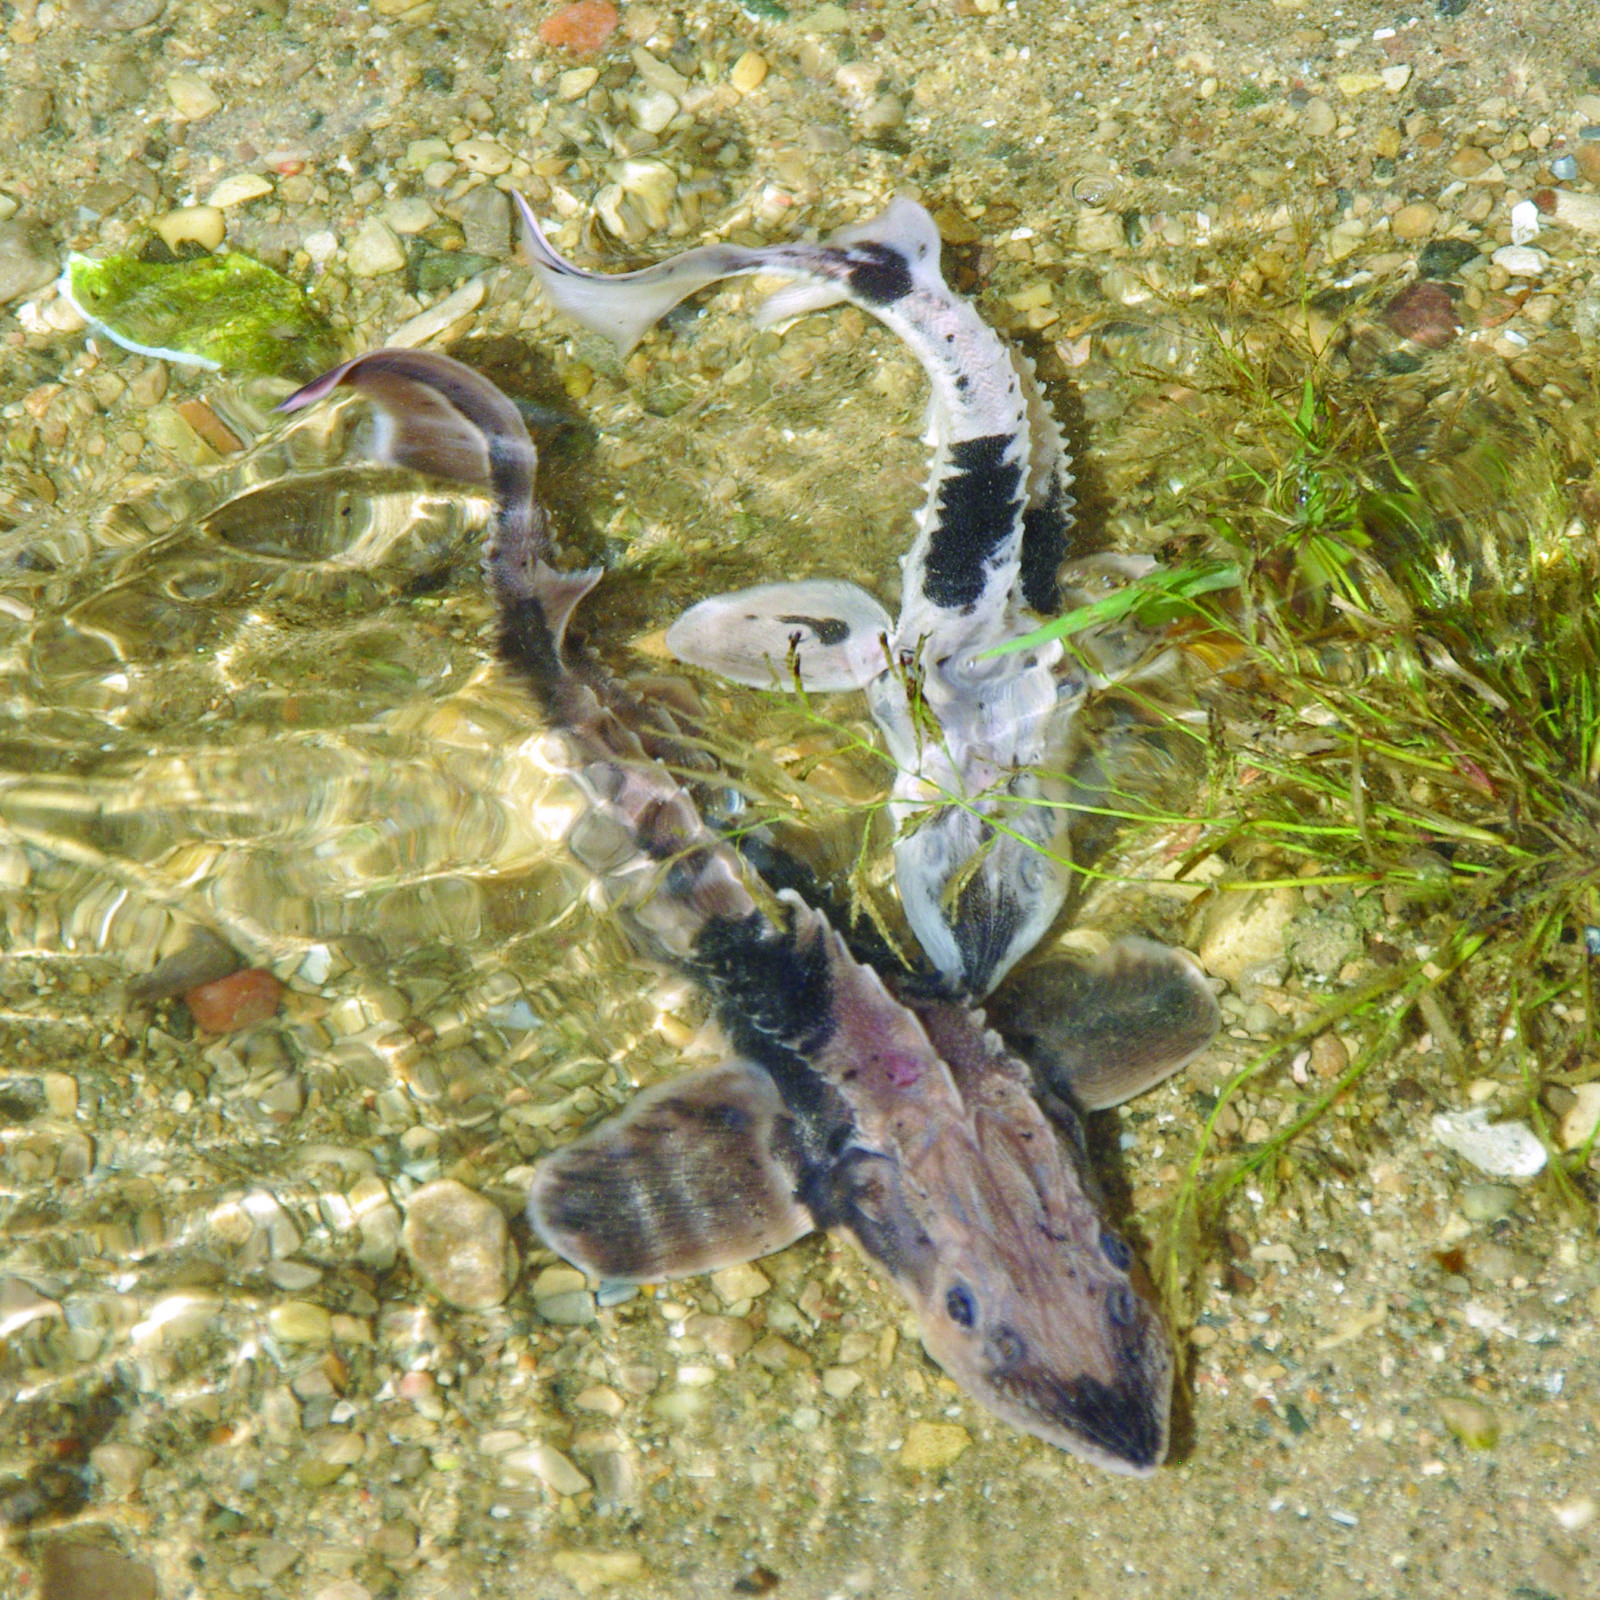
[[515, 190, 761, 355]]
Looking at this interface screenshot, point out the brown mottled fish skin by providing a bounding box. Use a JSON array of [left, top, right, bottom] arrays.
[[278, 349, 1175, 1474]]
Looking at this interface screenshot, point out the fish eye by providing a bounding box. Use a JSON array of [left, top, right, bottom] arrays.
[[986, 1325, 1026, 1369], [1107, 1284, 1139, 1328], [945, 1284, 977, 1328], [1099, 1230, 1133, 1271]]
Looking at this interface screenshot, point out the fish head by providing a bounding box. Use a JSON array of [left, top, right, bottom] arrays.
[[912, 1221, 1173, 1475], [880, 996, 1174, 1474]]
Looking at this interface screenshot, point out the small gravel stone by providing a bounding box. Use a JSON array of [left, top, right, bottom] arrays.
[[205, 172, 273, 208], [710, 1260, 771, 1303], [550, 1550, 645, 1596], [504, 1441, 591, 1495], [1459, 1183, 1518, 1223], [185, 968, 283, 1033], [454, 137, 512, 176], [898, 1420, 971, 1471], [88, 1442, 155, 1497], [1391, 202, 1438, 241], [574, 1385, 625, 1416], [1431, 1109, 1547, 1180], [152, 205, 226, 253], [269, 1300, 333, 1344], [347, 218, 407, 277], [1435, 1395, 1499, 1449], [1491, 244, 1547, 277], [1555, 1081, 1600, 1150], [537, 0, 618, 54], [1385, 281, 1460, 348], [1197, 886, 1296, 983], [0, 218, 58, 305], [166, 70, 220, 119], [730, 51, 769, 94], [402, 1179, 515, 1309], [1302, 97, 1336, 136], [558, 66, 600, 101]]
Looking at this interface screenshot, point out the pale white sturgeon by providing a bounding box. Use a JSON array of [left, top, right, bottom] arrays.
[[278, 347, 1218, 1474], [516, 193, 1083, 998]]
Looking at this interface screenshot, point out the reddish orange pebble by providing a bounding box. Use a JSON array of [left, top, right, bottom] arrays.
[[184, 967, 284, 1033], [537, 0, 619, 53]]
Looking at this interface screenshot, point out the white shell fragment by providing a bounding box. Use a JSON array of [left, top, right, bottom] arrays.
[[1431, 1108, 1548, 1180]]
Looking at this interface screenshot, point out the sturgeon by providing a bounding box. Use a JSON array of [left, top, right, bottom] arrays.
[[515, 194, 1084, 998], [277, 347, 1218, 1473]]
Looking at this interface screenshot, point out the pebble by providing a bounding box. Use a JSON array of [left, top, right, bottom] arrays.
[[504, 1442, 591, 1495], [1302, 98, 1336, 136], [559, 67, 601, 102], [1384, 281, 1459, 348], [1536, 188, 1600, 236], [205, 172, 273, 209], [898, 1420, 971, 1471], [1458, 1182, 1518, 1223], [711, 1260, 771, 1303], [152, 205, 226, 253], [1391, 202, 1438, 242], [347, 217, 407, 277], [730, 51, 769, 95], [268, 1299, 333, 1344], [184, 968, 284, 1033], [1431, 1109, 1547, 1180], [382, 197, 436, 235], [454, 137, 512, 176], [37, 1545, 157, 1600], [166, 70, 220, 120], [629, 86, 678, 135], [1554, 1081, 1600, 1151], [574, 1385, 625, 1416], [401, 1179, 515, 1309], [537, 0, 618, 54], [0, 217, 58, 304], [1491, 244, 1547, 277], [1197, 886, 1296, 984], [88, 1442, 155, 1497], [550, 1550, 646, 1596], [1434, 1395, 1499, 1449]]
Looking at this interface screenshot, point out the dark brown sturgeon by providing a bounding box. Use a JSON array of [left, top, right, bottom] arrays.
[[279, 348, 1218, 1474]]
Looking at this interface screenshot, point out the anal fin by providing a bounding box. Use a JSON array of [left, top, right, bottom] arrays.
[[527, 1060, 815, 1283]]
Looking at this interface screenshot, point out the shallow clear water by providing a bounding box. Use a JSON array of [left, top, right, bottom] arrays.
[[3, 2, 1600, 1597]]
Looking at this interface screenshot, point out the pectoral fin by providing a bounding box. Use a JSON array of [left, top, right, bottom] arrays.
[[665, 580, 893, 691], [527, 1060, 814, 1282], [993, 937, 1219, 1111]]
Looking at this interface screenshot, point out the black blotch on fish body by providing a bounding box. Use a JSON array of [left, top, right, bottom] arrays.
[[776, 613, 851, 646], [1017, 473, 1073, 614], [496, 595, 564, 705], [921, 433, 1026, 612], [691, 911, 835, 1057], [845, 243, 915, 306], [689, 911, 856, 1167]]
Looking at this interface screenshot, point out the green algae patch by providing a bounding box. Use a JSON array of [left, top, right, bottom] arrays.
[[60, 251, 342, 378]]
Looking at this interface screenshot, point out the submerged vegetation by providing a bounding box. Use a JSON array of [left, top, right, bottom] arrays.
[[1102, 329, 1600, 1318], [682, 313, 1600, 1331]]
